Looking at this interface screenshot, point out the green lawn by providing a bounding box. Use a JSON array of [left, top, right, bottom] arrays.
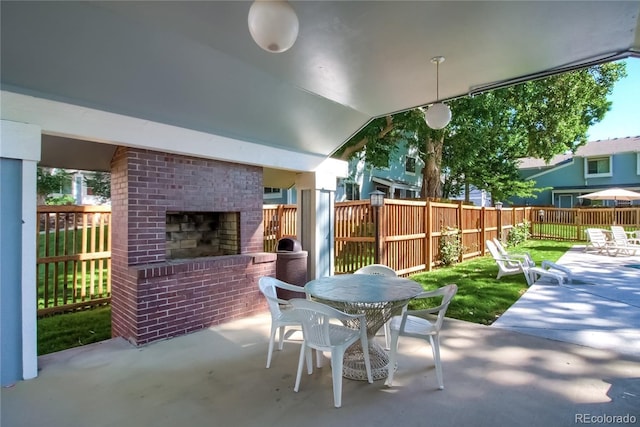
[[37, 305, 112, 356], [409, 239, 574, 325], [38, 226, 110, 309]]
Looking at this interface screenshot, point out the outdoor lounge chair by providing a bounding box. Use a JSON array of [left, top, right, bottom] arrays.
[[492, 238, 535, 267], [585, 228, 615, 255], [487, 240, 572, 285], [524, 261, 573, 285], [610, 226, 640, 256], [486, 240, 526, 279]]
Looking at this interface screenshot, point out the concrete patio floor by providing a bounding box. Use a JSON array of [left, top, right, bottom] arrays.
[[3, 244, 640, 427], [3, 312, 640, 427]]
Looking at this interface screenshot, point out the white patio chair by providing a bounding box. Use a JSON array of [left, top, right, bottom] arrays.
[[290, 298, 373, 408], [258, 276, 305, 368], [486, 240, 525, 279], [354, 263, 398, 349], [385, 284, 458, 390], [584, 228, 615, 255], [492, 238, 535, 267], [611, 226, 640, 255]]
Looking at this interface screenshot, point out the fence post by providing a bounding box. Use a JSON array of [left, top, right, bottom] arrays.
[[575, 208, 582, 241], [425, 200, 433, 271], [457, 200, 464, 263], [497, 206, 502, 242], [276, 204, 284, 240], [481, 206, 486, 255], [379, 202, 386, 265]]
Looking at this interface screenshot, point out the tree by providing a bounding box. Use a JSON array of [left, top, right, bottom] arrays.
[[84, 171, 111, 204], [335, 62, 626, 201], [37, 167, 72, 204]]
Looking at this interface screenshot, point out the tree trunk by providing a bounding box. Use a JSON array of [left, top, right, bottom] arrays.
[[421, 134, 444, 198]]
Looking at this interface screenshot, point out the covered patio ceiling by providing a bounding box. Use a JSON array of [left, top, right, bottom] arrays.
[[2, 1, 639, 183]]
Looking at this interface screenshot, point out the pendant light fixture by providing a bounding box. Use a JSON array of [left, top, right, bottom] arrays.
[[248, 0, 299, 53], [424, 56, 452, 129]]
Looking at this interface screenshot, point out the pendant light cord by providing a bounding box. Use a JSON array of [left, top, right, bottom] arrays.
[[436, 60, 440, 101]]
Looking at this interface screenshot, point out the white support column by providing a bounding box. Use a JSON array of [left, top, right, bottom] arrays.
[[296, 158, 348, 280], [0, 120, 41, 382], [21, 158, 38, 380]]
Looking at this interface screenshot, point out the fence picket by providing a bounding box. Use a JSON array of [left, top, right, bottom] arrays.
[[37, 206, 111, 316]]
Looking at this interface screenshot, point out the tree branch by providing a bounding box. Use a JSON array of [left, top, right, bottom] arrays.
[[337, 115, 395, 160]]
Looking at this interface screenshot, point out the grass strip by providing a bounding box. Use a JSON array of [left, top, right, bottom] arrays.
[[410, 239, 574, 325]]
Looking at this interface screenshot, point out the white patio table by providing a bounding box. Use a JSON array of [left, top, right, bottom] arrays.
[[305, 274, 422, 381]]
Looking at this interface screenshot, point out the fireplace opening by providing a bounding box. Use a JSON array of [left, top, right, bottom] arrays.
[[166, 211, 240, 259]]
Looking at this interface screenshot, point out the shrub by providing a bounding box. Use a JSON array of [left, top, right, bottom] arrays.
[[46, 194, 75, 205], [507, 220, 531, 247], [439, 227, 462, 266]]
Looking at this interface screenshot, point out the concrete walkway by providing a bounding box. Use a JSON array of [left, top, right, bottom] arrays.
[[493, 245, 640, 358]]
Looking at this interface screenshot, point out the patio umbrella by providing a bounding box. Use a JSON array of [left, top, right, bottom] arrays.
[[578, 187, 640, 224], [577, 187, 640, 202]]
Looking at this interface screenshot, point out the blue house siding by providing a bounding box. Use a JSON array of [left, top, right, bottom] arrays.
[[336, 139, 423, 201], [510, 137, 640, 207], [263, 188, 296, 205]]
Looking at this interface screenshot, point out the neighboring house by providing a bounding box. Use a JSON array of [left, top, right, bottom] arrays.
[[267, 138, 492, 206], [71, 170, 110, 205], [264, 140, 424, 204], [41, 168, 110, 205], [509, 136, 640, 208], [336, 139, 423, 201], [263, 187, 296, 205], [450, 187, 491, 207]]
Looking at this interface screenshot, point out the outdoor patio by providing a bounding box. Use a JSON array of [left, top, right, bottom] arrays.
[[494, 245, 640, 359], [3, 246, 640, 427]]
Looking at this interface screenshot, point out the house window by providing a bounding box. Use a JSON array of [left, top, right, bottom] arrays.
[[345, 182, 360, 201], [405, 156, 417, 175], [264, 187, 282, 199], [585, 156, 612, 177]]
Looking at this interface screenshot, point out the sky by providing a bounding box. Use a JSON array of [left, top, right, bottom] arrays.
[[587, 58, 640, 141]]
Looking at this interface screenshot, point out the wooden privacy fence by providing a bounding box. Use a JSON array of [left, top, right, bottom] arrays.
[[262, 204, 297, 252], [531, 206, 640, 241], [37, 205, 111, 316], [334, 200, 531, 275], [325, 202, 639, 275], [36, 202, 640, 313], [263, 199, 531, 275]]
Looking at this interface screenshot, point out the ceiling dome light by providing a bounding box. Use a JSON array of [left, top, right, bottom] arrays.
[[424, 56, 452, 129], [424, 103, 452, 130], [248, 1, 299, 53]]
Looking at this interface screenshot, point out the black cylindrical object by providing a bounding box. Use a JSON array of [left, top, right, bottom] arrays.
[[275, 237, 308, 299]]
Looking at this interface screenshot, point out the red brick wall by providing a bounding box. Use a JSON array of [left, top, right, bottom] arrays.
[[110, 147, 275, 345]]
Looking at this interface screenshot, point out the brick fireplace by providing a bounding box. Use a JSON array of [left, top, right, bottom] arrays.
[[110, 147, 275, 345], [166, 211, 240, 259]]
